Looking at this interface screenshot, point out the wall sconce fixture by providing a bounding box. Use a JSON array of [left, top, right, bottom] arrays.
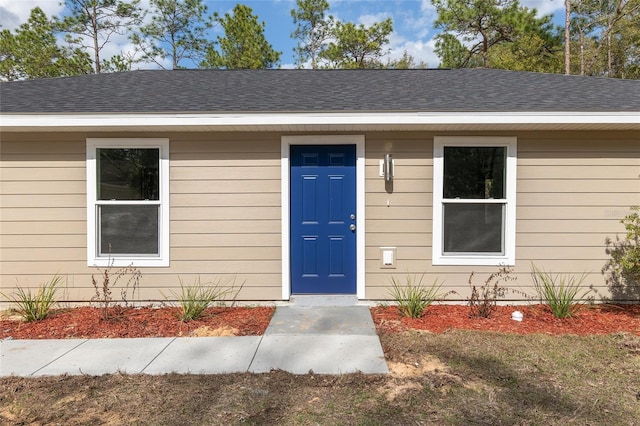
[[379, 153, 394, 182]]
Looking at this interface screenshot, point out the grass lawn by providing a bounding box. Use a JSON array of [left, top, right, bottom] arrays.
[[1, 330, 639, 425]]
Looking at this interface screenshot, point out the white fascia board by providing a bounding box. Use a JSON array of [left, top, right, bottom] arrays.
[[1, 111, 639, 130]]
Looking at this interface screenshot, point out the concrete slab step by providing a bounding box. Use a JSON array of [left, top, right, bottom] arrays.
[[257, 305, 389, 373], [289, 295, 359, 307], [266, 306, 377, 336]]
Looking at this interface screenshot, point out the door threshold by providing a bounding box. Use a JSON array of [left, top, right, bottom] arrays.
[[289, 295, 358, 307]]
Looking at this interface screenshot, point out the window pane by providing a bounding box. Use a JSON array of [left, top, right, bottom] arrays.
[[443, 147, 505, 199], [99, 205, 159, 256], [97, 148, 159, 200], [443, 203, 504, 254]]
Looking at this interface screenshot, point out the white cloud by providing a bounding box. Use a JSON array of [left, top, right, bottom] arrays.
[[0, 0, 64, 30], [397, 6, 436, 39], [357, 12, 391, 26], [388, 33, 440, 68], [384, 0, 440, 67], [520, 0, 565, 17]]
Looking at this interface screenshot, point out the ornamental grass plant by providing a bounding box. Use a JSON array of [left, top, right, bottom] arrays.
[[531, 263, 592, 318], [3, 274, 63, 322], [169, 275, 242, 322], [388, 273, 445, 318]]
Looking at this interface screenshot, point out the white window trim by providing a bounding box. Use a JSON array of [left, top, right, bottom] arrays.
[[281, 135, 366, 300], [432, 136, 517, 266], [86, 138, 170, 267]]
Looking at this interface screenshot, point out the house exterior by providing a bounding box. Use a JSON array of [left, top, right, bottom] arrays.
[[1, 69, 639, 303]]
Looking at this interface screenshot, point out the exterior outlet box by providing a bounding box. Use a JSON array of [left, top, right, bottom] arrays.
[[380, 247, 397, 269]]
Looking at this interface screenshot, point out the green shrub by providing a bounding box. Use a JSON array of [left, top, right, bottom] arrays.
[[3, 275, 63, 322], [603, 206, 640, 301], [531, 264, 592, 318], [388, 274, 444, 318], [168, 276, 242, 322]]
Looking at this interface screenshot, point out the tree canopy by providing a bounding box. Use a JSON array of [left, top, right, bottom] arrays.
[[289, 0, 395, 69], [319, 18, 394, 69], [0, 7, 92, 81], [55, 0, 144, 73], [2, 0, 638, 79], [290, 0, 331, 68], [132, 0, 214, 69], [568, 0, 640, 79], [202, 4, 281, 69], [432, 0, 562, 71]]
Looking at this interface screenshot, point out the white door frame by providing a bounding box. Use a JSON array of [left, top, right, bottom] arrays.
[[281, 135, 366, 300]]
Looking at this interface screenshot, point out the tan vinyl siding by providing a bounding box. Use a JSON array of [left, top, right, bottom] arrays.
[[514, 133, 640, 301], [1, 130, 638, 303], [0, 136, 86, 301], [169, 133, 282, 301], [364, 133, 434, 299], [0, 132, 282, 303], [363, 131, 640, 301]]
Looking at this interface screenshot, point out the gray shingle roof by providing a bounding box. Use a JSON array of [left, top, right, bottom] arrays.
[[1, 68, 639, 113]]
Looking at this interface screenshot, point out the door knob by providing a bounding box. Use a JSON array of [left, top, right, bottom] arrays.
[[349, 224, 356, 231]]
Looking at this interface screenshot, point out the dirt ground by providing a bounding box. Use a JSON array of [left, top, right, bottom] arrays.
[[2, 330, 640, 425], [1, 304, 639, 424]]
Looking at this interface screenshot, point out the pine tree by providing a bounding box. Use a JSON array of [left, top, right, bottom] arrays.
[[202, 4, 281, 69], [320, 18, 394, 69], [133, 0, 213, 69], [290, 0, 331, 68], [432, 0, 561, 71], [55, 0, 143, 73], [0, 8, 92, 81]]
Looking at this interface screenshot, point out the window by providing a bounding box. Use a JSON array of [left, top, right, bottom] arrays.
[[432, 137, 516, 265], [87, 139, 169, 267]]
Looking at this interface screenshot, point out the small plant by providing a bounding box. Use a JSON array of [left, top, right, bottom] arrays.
[[3, 275, 63, 322], [168, 275, 243, 322], [602, 206, 640, 301], [388, 273, 445, 318], [468, 266, 516, 318], [91, 256, 141, 320], [531, 263, 592, 318]]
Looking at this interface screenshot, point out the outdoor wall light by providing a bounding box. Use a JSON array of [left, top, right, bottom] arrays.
[[383, 153, 394, 182]]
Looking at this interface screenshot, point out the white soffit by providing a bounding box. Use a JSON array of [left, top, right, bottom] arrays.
[[1, 111, 639, 132]]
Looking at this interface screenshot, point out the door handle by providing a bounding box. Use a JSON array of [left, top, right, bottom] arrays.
[[349, 224, 356, 231]]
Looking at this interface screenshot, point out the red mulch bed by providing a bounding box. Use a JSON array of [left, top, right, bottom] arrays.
[[3, 304, 639, 339], [371, 304, 640, 336], [0, 306, 275, 339]]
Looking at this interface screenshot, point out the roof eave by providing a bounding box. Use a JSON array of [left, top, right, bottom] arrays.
[[1, 111, 638, 132]]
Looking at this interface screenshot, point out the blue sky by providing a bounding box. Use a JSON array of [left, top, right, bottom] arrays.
[[0, 0, 566, 69]]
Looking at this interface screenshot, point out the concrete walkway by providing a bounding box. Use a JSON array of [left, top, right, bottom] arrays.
[[0, 298, 388, 376]]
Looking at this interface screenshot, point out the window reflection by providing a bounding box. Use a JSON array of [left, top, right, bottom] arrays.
[[97, 148, 159, 200], [98, 205, 159, 256], [443, 147, 505, 199]]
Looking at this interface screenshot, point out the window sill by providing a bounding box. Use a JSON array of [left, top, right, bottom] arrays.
[[88, 257, 169, 268], [432, 255, 515, 267]]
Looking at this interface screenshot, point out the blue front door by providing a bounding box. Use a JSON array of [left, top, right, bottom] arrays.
[[290, 145, 357, 294]]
